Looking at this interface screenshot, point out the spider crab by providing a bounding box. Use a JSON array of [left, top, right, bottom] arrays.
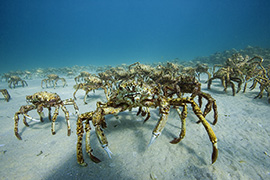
[[250, 64, 270, 103], [76, 79, 218, 166], [74, 71, 91, 84], [161, 75, 218, 125], [208, 54, 264, 95], [14, 91, 79, 140], [73, 74, 111, 104], [41, 74, 67, 88], [8, 76, 28, 88]]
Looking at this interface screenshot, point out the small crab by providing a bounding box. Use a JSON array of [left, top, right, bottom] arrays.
[[208, 54, 264, 96], [207, 66, 243, 96], [8, 76, 28, 88], [14, 91, 79, 140], [41, 74, 67, 88], [74, 71, 91, 84], [73, 75, 111, 104], [194, 63, 211, 81], [250, 64, 270, 103], [0, 89, 11, 102]]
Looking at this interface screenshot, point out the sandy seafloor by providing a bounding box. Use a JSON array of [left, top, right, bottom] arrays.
[[0, 74, 269, 180]]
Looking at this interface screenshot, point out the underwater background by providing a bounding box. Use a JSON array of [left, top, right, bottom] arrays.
[[1, 0, 270, 73]]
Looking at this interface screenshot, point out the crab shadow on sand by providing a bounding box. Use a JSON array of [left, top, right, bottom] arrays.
[[42, 107, 213, 179]]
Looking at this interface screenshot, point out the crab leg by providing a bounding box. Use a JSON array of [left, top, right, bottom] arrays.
[[83, 89, 92, 104], [14, 104, 36, 140], [95, 125, 113, 158], [92, 105, 126, 159], [60, 104, 71, 136], [23, 114, 40, 122], [63, 98, 79, 115], [55, 78, 67, 88], [149, 97, 170, 146], [76, 113, 87, 166], [37, 105, 44, 122], [169, 97, 218, 164], [190, 99, 218, 164], [137, 106, 151, 123], [73, 83, 81, 100], [149, 113, 169, 146], [200, 92, 218, 125], [85, 119, 101, 163], [170, 106, 187, 144], [51, 106, 59, 135], [0, 89, 11, 102], [76, 112, 100, 166]]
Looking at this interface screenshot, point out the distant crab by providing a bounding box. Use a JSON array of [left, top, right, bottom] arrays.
[[73, 75, 111, 104], [207, 66, 243, 96], [208, 54, 264, 95], [0, 89, 11, 102], [250, 64, 270, 103], [8, 76, 28, 88], [41, 74, 67, 88], [195, 63, 211, 81], [74, 71, 91, 84], [14, 91, 79, 140]]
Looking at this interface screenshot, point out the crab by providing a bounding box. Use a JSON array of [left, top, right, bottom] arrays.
[[128, 62, 154, 80], [2, 73, 11, 82], [162, 75, 218, 125], [98, 70, 114, 85], [76, 79, 218, 166], [181, 66, 196, 77], [74, 71, 91, 84], [41, 74, 67, 88], [109, 66, 131, 82], [8, 76, 28, 88], [250, 64, 270, 103], [194, 63, 211, 81], [0, 89, 11, 102], [14, 91, 79, 140], [241, 56, 264, 93], [73, 75, 111, 104], [66, 71, 76, 78], [208, 54, 264, 95], [207, 66, 243, 96]]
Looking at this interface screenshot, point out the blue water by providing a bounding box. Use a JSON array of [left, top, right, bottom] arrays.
[[1, 0, 270, 73]]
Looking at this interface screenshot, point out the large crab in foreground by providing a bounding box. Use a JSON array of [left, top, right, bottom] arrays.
[[76, 79, 218, 166], [0, 89, 11, 102], [41, 74, 67, 88], [14, 91, 79, 140]]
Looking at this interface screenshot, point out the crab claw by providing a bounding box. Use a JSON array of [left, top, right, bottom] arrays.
[[103, 145, 113, 158], [148, 136, 156, 147], [148, 133, 160, 147]]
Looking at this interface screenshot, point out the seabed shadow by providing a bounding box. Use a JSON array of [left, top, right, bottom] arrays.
[[43, 108, 211, 179]]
